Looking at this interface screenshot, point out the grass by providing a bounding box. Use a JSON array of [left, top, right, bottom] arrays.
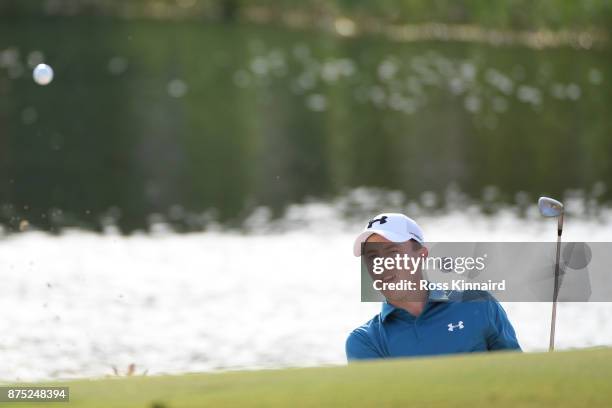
[[4, 348, 612, 407]]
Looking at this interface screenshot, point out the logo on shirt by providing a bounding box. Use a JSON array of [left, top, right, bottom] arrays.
[[447, 321, 464, 332]]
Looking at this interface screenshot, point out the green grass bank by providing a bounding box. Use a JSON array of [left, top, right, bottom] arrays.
[[3, 348, 612, 407]]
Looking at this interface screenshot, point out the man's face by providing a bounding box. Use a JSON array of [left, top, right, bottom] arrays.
[[362, 234, 427, 301]]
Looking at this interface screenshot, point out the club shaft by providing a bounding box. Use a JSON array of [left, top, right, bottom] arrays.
[[549, 213, 563, 352]]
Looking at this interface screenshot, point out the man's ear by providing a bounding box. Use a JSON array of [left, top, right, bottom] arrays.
[[419, 246, 428, 257]]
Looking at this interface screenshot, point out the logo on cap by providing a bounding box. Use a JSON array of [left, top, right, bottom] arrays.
[[367, 216, 388, 228]]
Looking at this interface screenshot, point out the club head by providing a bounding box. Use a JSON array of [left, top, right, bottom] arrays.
[[538, 196, 564, 217]]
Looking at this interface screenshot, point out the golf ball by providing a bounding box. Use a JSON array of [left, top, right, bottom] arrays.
[[33, 63, 54, 85]]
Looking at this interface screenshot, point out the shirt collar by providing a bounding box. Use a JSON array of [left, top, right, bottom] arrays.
[[380, 289, 451, 321]]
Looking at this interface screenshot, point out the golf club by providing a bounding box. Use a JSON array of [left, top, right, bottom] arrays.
[[538, 196, 565, 352]]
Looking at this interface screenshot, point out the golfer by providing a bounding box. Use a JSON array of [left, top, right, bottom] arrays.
[[346, 213, 521, 361]]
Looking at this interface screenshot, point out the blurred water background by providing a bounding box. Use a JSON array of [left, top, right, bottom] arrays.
[[1, 0, 611, 380]]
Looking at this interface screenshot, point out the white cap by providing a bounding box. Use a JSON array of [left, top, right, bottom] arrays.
[[353, 213, 425, 257]]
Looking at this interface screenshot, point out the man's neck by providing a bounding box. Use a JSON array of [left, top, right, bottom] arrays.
[[389, 290, 429, 317]]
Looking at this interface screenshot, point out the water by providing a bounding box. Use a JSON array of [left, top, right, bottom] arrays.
[[1, 202, 612, 381], [1, 18, 611, 232]]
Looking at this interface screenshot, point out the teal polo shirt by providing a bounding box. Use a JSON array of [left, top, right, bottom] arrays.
[[346, 290, 521, 361]]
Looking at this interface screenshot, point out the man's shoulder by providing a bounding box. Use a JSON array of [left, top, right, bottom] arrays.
[[346, 314, 384, 359], [347, 314, 382, 342]]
